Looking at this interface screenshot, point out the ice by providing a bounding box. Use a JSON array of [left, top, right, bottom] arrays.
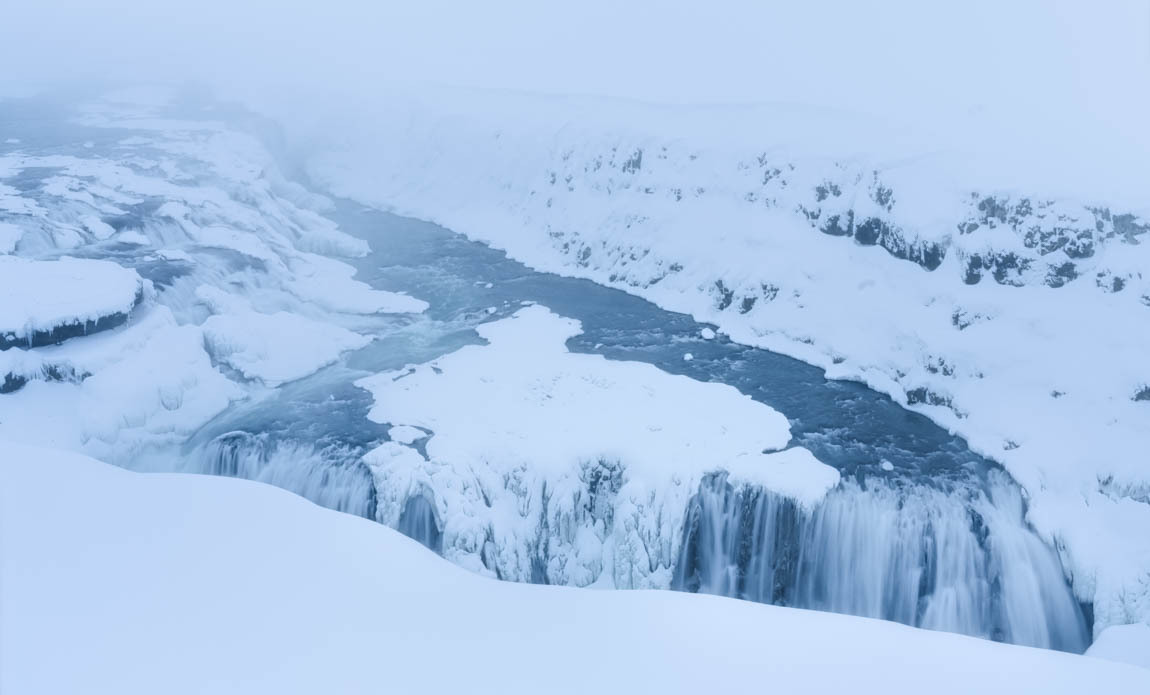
[[3, 443, 1148, 694], [201, 307, 370, 387], [387, 425, 425, 445], [700, 327, 715, 340]]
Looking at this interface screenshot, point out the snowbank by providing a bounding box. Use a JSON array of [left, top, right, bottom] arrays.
[[357, 305, 838, 586], [0, 256, 142, 349], [305, 86, 1150, 633], [3, 441, 1147, 694], [1088, 623, 1150, 671]]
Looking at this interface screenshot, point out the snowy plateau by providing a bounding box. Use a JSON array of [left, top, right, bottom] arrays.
[[0, 82, 1148, 692]]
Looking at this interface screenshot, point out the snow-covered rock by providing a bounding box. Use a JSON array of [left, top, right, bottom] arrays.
[[357, 304, 836, 586], [4, 441, 1148, 694], [0, 256, 143, 349], [200, 297, 370, 387]]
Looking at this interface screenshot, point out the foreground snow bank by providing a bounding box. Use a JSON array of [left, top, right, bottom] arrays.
[[304, 86, 1150, 633], [1088, 623, 1150, 671], [2, 442, 1146, 694], [0, 256, 142, 349]]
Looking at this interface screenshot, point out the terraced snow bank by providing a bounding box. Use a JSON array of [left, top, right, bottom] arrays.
[[0, 256, 142, 349], [3, 442, 1147, 694], [305, 87, 1150, 634], [0, 94, 425, 462]]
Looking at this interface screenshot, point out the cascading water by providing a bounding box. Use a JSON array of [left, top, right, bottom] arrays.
[[672, 470, 1089, 652], [195, 432, 378, 519], [397, 494, 443, 553]]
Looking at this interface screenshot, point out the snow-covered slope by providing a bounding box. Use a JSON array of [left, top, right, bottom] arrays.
[[305, 87, 1150, 634], [3, 442, 1147, 694]]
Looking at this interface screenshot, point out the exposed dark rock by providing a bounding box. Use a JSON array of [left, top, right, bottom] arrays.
[[0, 364, 90, 394]]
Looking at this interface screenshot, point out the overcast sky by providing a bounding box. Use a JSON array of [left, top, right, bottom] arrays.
[[3, 1, 1148, 142]]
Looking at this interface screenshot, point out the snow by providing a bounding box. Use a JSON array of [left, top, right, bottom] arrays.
[[305, 85, 1150, 633], [81, 214, 114, 239], [358, 304, 806, 489], [3, 442, 1148, 694], [0, 307, 240, 461], [356, 305, 837, 585], [115, 230, 149, 245], [286, 253, 429, 315], [1087, 623, 1150, 671], [201, 307, 370, 387], [387, 424, 425, 445], [700, 327, 715, 340], [0, 256, 142, 346], [0, 221, 23, 253]]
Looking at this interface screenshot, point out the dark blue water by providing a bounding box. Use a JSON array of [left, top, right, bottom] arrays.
[[340, 203, 984, 487]]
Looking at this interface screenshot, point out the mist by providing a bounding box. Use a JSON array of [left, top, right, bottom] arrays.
[[5, 1, 1149, 131]]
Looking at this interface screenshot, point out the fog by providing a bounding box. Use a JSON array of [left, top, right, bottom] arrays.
[[4, 1, 1147, 117], [3, 1, 1149, 193]]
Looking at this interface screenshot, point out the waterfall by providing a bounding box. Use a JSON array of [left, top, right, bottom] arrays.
[[673, 471, 1089, 652], [195, 432, 378, 519], [397, 494, 443, 553]]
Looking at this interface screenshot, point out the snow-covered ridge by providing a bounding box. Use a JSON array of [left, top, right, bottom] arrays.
[[5, 442, 1148, 694], [304, 87, 1150, 633]]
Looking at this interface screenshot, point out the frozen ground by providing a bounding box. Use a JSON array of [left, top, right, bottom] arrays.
[[3, 442, 1147, 695]]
